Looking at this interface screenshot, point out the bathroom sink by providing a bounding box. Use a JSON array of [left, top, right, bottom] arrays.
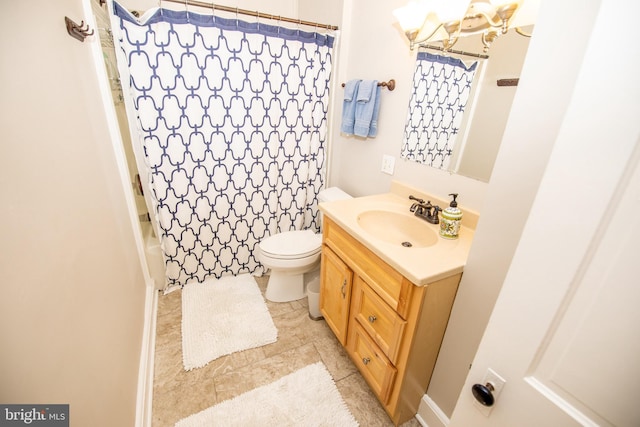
[[356, 210, 438, 248]]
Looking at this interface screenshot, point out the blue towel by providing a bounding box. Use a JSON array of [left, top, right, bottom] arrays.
[[368, 85, 382, 137], [356, 79, 376, 102], [340, 79, 361, 135], [354, 80, 378, 137]]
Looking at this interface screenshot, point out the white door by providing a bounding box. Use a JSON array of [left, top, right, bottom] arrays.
[[449, 0, 640, 425]]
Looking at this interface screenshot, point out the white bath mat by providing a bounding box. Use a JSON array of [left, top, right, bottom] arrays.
[[181, 274, 277, 371], [175, 362, 359, 426]]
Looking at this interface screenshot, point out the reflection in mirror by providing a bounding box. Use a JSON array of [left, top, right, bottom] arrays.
[[401, 53, 480, 171], [400, 27, 533, 182]]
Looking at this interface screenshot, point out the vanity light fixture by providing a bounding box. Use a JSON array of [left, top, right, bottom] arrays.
[[393, 0, 532, 53]]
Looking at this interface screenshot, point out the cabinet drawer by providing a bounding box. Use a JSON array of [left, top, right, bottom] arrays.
[[351, 276, 406, 364], [348, 321, 397, 405], [324, 218, 413, 318]]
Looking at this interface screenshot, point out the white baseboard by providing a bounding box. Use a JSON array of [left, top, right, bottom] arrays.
[[415, 412, 428, 427], [135, 284, 158, 427], [416, 394, 450, 427]]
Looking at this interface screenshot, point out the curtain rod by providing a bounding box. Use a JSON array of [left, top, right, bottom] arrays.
[[419, 43, 489, 59], [161, 0, 339, 30]]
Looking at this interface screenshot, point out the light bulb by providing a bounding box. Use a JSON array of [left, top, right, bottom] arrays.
[[393, 1, 431, 33]]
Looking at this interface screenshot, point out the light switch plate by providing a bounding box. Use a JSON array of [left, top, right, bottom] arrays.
[[381, 155, 395, 175]]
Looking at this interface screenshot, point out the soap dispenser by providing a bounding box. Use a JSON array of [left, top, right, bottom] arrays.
[[440, 193, 462, 239]]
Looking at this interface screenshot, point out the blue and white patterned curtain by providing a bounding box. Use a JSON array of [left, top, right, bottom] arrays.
[[112, 2, 334, 290], [401, 52, 477, 169]]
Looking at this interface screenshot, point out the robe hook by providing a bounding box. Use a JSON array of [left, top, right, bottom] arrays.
[[65, 16, 94, 42]]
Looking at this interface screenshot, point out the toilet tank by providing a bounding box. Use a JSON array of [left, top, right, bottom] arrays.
[[318, 187, 352, 229], [318, 187, 352, 203]]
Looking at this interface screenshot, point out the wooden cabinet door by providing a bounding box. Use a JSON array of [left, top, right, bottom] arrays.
[[320, 246, 353, 345]]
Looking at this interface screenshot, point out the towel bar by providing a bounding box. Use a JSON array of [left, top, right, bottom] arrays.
[[341, 79, 395, 91]]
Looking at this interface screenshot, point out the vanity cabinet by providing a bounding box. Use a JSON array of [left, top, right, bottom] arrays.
[[320, 217, 461, 426]]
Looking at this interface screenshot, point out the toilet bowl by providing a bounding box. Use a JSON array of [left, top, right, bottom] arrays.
[[260, 230, 322, 302], [259, 187, 352, 302]]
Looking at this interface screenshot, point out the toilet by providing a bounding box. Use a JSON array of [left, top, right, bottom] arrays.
[[259, 187, 352, 302]]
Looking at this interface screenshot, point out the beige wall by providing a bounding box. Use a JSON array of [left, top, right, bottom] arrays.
[[0, 1, 146, 425], [298, 0, 343, 27]]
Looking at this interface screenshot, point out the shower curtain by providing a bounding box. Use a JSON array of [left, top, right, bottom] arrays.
[[111, 2, 335, 290], [401, 52, 478, 169]]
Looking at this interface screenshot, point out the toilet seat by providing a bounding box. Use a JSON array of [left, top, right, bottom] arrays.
[[259, 230, 321, 260]]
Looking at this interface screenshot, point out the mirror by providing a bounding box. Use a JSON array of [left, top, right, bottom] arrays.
[[401, 26, 534, 182]]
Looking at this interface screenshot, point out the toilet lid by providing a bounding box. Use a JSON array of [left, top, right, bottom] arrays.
[[260, 230, 322, 259]]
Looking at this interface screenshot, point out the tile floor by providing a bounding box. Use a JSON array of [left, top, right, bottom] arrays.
[[151, 275, 422, 427]]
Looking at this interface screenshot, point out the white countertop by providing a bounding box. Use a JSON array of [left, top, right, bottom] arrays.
[[319, 189, 476, 286]]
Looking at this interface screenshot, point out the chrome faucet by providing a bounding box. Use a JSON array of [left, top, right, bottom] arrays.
[[409, 195, 441, 224]]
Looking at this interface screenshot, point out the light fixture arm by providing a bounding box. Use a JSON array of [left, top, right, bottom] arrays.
[[481, 30, 499, 53], [469, 12, 503, 30], [441, 20, 462, 51], [494, 3, 519, 33]]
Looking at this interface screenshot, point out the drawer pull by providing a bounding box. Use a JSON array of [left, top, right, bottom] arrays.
[[368, 314, 377, 323], [341, 280, 347, 299], [362, 357, 371, 365]]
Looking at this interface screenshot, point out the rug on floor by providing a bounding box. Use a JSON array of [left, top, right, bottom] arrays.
[[174, 361, 359, 426], [181, 273, 278, 371]]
